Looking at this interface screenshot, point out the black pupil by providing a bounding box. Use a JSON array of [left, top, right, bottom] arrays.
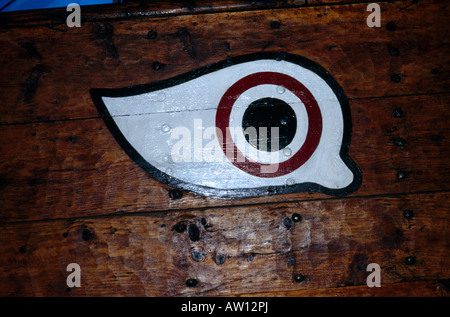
[[242, 97, 297, 152]]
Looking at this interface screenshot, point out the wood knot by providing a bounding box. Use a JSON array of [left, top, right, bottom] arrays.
[[270, 21, 281, 29]]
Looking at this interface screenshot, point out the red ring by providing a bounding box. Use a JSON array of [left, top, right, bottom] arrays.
[[215, 72, 322, 178]]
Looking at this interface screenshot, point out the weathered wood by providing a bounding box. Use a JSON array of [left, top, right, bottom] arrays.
[[0, 0, 386, 29], [0, 0, 305, 29], [1, 93, 448, 222], [0, 0, 448, 125], [312, 0, 381, 4], [0, 0, 448, 298], [0, 192, 447, 296], [235, 281, 449, 297]]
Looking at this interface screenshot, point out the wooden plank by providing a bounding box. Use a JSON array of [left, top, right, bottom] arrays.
[[0, 0, 448, 299], [235, 281, 449, 297], [0, 0, 305, 28], [0, 192, 447, 296], [312, 0, 383, 4], [0, 0, 388, 28], [0, 0, 448, 125], [0, 0, 305, 29], [0, 93, 448, 222]]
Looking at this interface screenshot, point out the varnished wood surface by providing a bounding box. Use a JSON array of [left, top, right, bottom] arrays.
[[0, 0, 449, 297], [0, 0, 391, 28], [0, 93, 448, 222], [0, 0, 448, 125], [0, 192, 448, 296], [237, 280, 449, 297]]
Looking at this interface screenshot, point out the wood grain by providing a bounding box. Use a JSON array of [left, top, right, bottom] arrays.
[[0, 0, 388, 29], [0, 0, 306, 28], [0, 0, 448, 298], [0, 192, 448, 296], [0, 93, 448, 222], [235, 280, 449, 297], [0, 0, 448, 125]]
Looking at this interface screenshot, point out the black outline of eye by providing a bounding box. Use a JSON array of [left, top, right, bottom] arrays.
[[90, 52, 362, 199]]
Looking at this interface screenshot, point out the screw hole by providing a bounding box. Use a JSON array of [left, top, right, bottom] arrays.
[[185, 278, 198, 287], [386, 21, 397, 31], [168, 189, 183, 200], [147, 30, 157, 39], [270, 21, 281, 29]]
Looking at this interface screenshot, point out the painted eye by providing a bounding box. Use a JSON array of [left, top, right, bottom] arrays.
[[91, 52, 361, 198]]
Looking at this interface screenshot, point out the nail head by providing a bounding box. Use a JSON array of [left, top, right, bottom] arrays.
[[147, 30, 157, 39], [405, 256, 416, 266], [393, 137, 407, 147], [391, 73, 402, 83], [397, 170, 408, 180], [152, 61, 163, 70], [294, 274, 305, 283], [191, 249, 205, 262], [403, 210, 414, 219], [292, 213, 302, 222], [386, 21, 397, 31], [389, 47, 400, 56], [215, 253, 226, 265], [393, 108, 404, 118]]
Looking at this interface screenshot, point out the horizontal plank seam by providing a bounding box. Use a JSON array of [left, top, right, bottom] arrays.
[[1, 90, 449, 127], [1, 188, 448, 226]]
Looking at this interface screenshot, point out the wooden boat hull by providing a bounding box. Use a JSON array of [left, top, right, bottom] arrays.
[[0, 0, 448, 297]]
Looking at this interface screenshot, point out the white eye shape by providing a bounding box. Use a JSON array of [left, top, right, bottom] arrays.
[[91, 52, 362, 199]]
